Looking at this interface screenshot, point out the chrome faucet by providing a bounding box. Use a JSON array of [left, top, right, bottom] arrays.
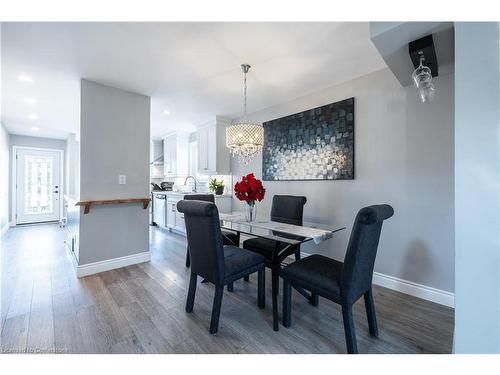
[[184, 175, 197, 192]]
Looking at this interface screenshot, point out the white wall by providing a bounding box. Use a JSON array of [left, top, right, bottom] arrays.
[[0, 122, 10, 235], [454, 22, 500, 354], [65, 133, 80, 197], [78, 80, 150, 265], [231, 67, 455, 297]]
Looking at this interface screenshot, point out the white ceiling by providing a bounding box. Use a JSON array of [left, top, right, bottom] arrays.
[[1, 22, 386, 140]]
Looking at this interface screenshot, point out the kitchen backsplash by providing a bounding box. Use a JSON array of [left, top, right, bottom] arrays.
[[150, 174, 232, 195]]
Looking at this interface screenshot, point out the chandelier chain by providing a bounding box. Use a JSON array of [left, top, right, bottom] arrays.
[[225, 63, 264, 164], [243, 69, 247, 117]]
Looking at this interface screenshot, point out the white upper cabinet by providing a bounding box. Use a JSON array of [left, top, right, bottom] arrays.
[[163, 132, 189, 177], [197, 116, 231, 175]]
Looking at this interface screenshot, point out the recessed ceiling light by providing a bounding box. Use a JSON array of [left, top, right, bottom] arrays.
[[30, 127, 39, 132], [18, 74, 34, 83], [27, 114, 39, 120], [24, 97, 37, 104], [163, 109, 170, 115]]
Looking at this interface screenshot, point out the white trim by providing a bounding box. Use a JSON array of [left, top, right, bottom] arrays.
[[12, 145, 65, 225], [76, 251, 151, 278], [298, 251, 454, 308], [372, 272, 454, 308]]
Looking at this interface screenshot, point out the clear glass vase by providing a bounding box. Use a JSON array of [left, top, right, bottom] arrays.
[[245, 202, 257, 222]]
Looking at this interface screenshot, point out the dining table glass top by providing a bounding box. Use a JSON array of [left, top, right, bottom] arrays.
[[219, 212, 345, 246]]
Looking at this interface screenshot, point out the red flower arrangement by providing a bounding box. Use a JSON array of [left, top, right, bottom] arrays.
[[234, 173, 266, 205]]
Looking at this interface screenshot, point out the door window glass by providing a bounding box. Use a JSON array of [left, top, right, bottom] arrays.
[[24, 155, 54, 215]]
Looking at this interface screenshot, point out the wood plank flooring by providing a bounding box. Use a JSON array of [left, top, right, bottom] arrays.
[[1, 223, 454, 354]]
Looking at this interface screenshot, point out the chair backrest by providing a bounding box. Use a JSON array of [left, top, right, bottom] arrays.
[[270, 195, 307, 225], [177, 200, 225, 285], [341, 204, 394, 303], [183, 194, 215, 203]]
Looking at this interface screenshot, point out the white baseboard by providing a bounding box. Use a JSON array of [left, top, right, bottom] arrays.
[[372, 272, 454, 308], [76, 251, 151, 278], [298, 251, 454, 308]]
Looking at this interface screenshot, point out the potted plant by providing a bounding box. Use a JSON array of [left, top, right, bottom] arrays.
[[209, 178, 225, 195], [234, 173, 266, 222]]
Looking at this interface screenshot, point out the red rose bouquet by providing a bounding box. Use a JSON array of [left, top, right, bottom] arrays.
[[234, 173, 265, 221], [234, 173, 266, 204]]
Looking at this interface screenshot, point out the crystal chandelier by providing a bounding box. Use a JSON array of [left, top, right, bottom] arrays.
[[226, 64, 264, 165], [412, 55, 435, 103]]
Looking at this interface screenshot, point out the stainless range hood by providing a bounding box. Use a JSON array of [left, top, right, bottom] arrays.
[[150, 140, 164, 165], [150, 154, 164, 165]]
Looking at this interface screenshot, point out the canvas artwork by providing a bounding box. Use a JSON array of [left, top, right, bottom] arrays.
[[262, 97, 355, 181]]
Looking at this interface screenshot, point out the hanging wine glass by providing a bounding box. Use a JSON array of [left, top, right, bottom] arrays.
[[412, 55, 435, 103]]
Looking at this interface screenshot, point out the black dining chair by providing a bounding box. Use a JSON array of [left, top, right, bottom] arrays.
[[242, 195, 307, 330], [243, 194, 307, 266], [183, 194, 239, 268], [177, 200, 266, 334], [280, 204, 394, 354]]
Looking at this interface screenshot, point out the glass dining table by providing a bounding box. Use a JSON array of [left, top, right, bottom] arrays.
[[219, 213, 346, 331]]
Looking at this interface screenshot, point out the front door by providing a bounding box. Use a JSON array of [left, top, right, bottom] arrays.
[[16, 148, 61, 224]]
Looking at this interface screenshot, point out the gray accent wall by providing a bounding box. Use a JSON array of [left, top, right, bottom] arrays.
[[231, 68, 455, 294], [454, 22, 500, 354], [78, 79, 150, 265]]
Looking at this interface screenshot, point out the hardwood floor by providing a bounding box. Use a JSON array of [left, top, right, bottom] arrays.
[[1, 223, 454, 354]]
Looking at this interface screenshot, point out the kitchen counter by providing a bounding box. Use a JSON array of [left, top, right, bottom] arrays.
[[151, 191, 232, 198], [151, 190, 232, 234]]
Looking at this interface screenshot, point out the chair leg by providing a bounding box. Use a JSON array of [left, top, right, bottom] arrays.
[[271, 267, 279, 331], [294, 248, 301, 261], [227, 282, 234, 292], [309, 293, 319, 307], [244, 275, 249, 282], [342, 304, 358, 354], [186, 272, 197, 312], [282, 279, 292, 327], [209, 285, 224, 334], [257, 269, 265, 309], [185, 246, 190, 268], [364, 288, 378, 337]]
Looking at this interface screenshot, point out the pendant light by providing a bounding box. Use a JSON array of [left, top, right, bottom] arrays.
[[226, 64, 264, 165]]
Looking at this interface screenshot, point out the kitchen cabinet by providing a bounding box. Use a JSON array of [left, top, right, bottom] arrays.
[[163, 132, 189, 177], [175, 210, 185, 233], [158, 192, 232, 236], [163, 135, 176, 176], [150, 140, 163, 164], [150, 140, 164, 178], [197, 116, 231, 175], [166, 196, 185, 234]]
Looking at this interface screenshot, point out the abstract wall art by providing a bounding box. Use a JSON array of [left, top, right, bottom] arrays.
[[262, 97, 354, 181]]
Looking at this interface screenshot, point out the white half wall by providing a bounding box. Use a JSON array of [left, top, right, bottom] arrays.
[[231, 68, 455, 299]]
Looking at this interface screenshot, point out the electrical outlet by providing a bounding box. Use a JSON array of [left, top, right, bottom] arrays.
[[119, 175, 126, 185]]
